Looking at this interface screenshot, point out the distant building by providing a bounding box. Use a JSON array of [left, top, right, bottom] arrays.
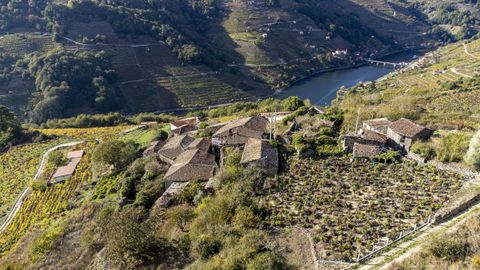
[[163, 148, 217, 188], [158, 134, 194, 164], [362, 118, 391, 134], [170, 117, 199, 136], [387, 118, 432, 153], [212, 116, 268, 147], [241, 138, 279, 175], [352, 143, 381, 161], [51, 150, 84, 184]]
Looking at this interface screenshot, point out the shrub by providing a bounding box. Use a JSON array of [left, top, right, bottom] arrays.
[[93, 140, 137, 170], [192, 234, 222, 259], [175, 180, 205, 206], [233, 206, 261, 229], [169, 205, 196, 232], [99, 207, 164, 269], [246, 251, 290, 270], [411, 141, 436, 161], [283, 96, 304, 111], [436, 132, 472, 163], [428, 236, 469, 262], [48, 150, 67, 166], [472, 254, 480, 268], [465, 130, 480, 171]]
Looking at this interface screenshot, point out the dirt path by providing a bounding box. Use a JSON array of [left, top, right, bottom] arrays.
[[0, 141, 84, 234], [463, 43, 480, 60], [451, 68, 473, 79]]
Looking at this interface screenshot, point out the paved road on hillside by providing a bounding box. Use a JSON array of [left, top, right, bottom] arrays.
[[0, 141, 84, 234]]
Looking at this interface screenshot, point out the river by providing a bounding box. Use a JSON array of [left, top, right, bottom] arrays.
[[277, 51, 422, 106]]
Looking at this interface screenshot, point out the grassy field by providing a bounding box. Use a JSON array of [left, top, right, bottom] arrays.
[[265, 157, 463, 262]]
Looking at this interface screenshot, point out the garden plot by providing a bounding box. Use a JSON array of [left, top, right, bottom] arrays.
[[264, 157, 463, 262]]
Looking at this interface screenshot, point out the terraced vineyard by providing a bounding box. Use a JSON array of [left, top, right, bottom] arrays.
[[168, 75, 252, 106], [265, 158, 464, 262], [0, 142, 95, 254], [39, 126, 132, 141], [339, 38, 480, 130], [0, 140, 63, 222], [0, 33, 58, 55]]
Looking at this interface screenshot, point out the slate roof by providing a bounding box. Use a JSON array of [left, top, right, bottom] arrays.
[[158, 134, 194, 161], [67, 150, 84, 159], [241, 138, 278, 167], [188, 138, 211, 151], [52, 158, 81, 178], [352, 143, 381, 159], [362, 130, 388, 145], [164, 149, 217, 183], [213, 116, 267, 137], [363, 118, 391, 133], [388, 118, 428, 138], [171, 117, 199, 129]]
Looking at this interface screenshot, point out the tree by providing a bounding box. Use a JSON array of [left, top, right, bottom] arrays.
[[0, 106, 21, 148], [99, 207, 165, 270], [93, 140, 137, 170], [283, 96, 304, 111], [466, 130, 480, 171], [169, 205, 196, 232]]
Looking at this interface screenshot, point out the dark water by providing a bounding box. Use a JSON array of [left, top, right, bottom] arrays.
[[278, 51, 422, 106]]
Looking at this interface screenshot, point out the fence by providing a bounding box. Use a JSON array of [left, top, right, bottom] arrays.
[[351, 215, 432, 266]]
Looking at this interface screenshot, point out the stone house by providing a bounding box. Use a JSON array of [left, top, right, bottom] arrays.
[[386, 118, 432, 153], [163, 148, 217, 188], [362, 118, 392, 134], [240, 138, 279, 176], [158, 134, 194, 164], [352, 143, 381, 161], [170, 117, 199, 136], [212, 116, 268, 147]]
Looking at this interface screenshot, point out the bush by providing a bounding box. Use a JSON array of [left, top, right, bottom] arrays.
[[175, 180, 205, 206], [246, 251, 290, 270], [93, 140, 137, 170], [411, 141, 436, 161], [428, 236, 469, 262], [436, 132, 472, 163], [233, 206, 261, 229], [192, 234, 222, 259], [283, 96, 304, 111], [99, 207, 165, 269], [48, 150, 67, 166], [465, 130, 480, 171], [169, 205, 196, 232]]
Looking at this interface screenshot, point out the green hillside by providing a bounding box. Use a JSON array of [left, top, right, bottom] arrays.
[[0, 0, 463, 123]]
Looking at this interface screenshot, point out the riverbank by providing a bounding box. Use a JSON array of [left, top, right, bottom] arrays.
[[145, 48, 429, 116]]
